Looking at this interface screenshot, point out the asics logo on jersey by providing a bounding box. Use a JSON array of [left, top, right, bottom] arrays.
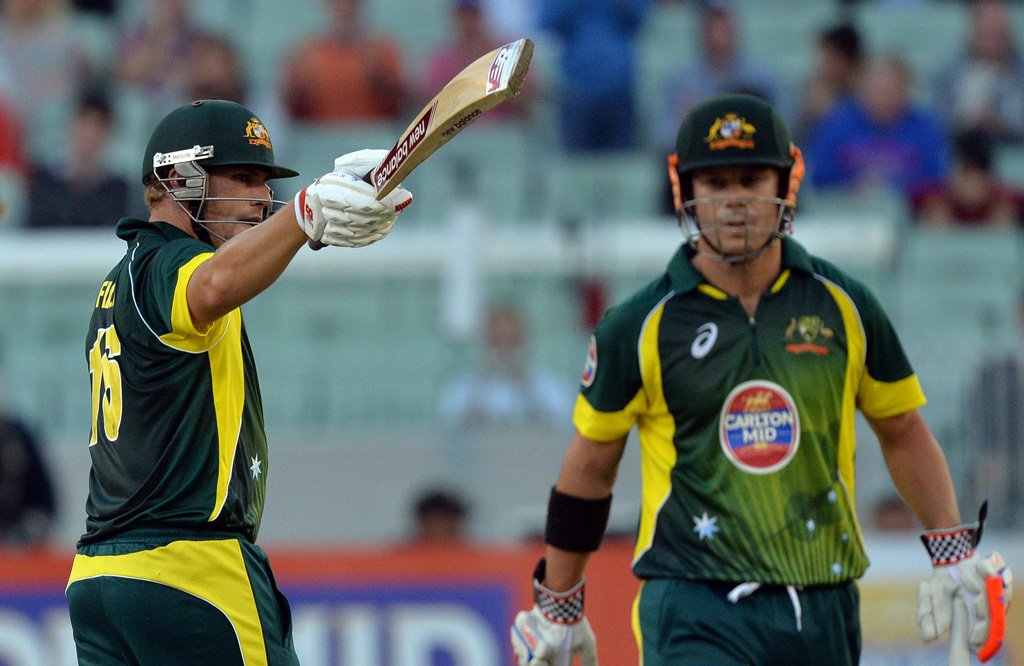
[[691, 322, 718, 359]]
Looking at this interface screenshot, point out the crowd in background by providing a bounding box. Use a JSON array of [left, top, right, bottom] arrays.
[[1, 0, 1024, 229], [3, 0, 1024, 547]]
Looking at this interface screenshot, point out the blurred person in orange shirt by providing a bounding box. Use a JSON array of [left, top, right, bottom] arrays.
[[280, 0, 406, 123]]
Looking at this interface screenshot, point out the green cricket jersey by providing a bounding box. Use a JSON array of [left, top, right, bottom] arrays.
[[576, 237, 925, 586], [80, 218, 267, 546]]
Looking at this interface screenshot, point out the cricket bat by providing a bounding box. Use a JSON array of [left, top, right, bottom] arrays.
[[309, 37, 534, 249]]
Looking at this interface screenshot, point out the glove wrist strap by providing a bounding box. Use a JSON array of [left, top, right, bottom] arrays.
[[920, 501, 987, 566], [532, 558, 585, 625]]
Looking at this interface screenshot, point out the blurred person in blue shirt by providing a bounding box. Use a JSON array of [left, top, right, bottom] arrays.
[[803, 54, 950, 197], [656, 0, 783, 153], [539, 0, 651, 152]]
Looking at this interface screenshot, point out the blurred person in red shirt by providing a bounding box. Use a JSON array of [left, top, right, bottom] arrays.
[[422, 0, 532, 121], [912, 129, 1024, 227]]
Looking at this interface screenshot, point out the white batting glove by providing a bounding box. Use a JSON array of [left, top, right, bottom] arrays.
[[917, 506, 1013, 665], [294, 149, 412, 248], [510, 560, 598, 666]]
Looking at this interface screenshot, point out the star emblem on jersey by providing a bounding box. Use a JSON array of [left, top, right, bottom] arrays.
[[692, 512, 720, 541], [250, 455, 262, 479]]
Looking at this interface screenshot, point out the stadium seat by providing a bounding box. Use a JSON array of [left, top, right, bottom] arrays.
[[995, 145, 1024, 185], [853, 1, 967, 101], [542, 151, 666, 225]]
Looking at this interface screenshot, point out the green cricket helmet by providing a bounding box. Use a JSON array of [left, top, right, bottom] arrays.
[[666, 93, 806, 262], [142, 100, 298, 238], [674, 93, 795, 178], [143, 99, 298, 183]]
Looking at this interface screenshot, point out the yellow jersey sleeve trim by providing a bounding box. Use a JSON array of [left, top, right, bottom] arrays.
[[859, 373, 927, 420], [573, 392, 645, 442], [67, 540, 269, 665], [159, 253, 231, 352]]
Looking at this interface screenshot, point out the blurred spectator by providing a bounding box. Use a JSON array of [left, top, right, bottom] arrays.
[[963, 290, 1024, 529], [794, 22, 864, 144], [423, 0, 532, 121], [870, 493, 916, 532], [0, 0, 93, 162], [934, 0, 1024, 145], [911, 129, 1024, 227], [25, 90, 136, 228], [184, 33, 248, 104], [0, 386, 57, 546], [539, 0, 651, 153], [116, 0, 210, 112], [656, 0, 783, 151], [479, 0, 537, 39], [440, 304, 574, 426], [0, 92, 26, 176], [72, 0, 113, 14], [280, 0, 406, 123], [803, 54, 950, 198], [408, 487, 471, 546]]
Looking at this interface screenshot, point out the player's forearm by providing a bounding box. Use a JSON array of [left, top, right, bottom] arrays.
[[543, 545, 593, 592], [541, 432, 626, 591], [872, 410, 961, 529], [189, 209, 307, 326]]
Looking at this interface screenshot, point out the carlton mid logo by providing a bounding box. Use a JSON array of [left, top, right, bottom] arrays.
[[719, 380, 799, 474]]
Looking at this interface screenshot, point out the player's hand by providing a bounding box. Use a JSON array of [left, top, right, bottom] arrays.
[[917, 505, 1013, 664], [511, 606, 597, 666], [294, 149, 412, 248], [509, 559, 598, 666]]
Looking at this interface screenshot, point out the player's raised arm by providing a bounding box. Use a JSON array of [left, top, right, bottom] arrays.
[[138, 101, 411, 328]]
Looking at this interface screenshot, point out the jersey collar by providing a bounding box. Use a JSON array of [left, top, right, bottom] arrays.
[[115, 218, 205, 245], [666, 236, 816, 294]]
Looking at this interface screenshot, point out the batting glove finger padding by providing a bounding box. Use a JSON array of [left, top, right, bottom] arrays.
[[332, 148, 389, 179], [294, 172, 411, 248]]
